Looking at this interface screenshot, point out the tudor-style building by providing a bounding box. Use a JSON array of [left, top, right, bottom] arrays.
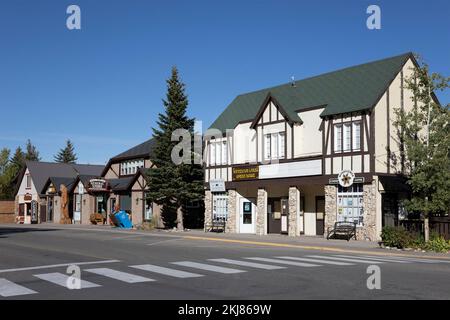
[[101, 138, 164, 227], [204, 52, 429, 241]]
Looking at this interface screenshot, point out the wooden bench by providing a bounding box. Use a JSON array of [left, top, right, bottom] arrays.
[[205, 218, 226, 233], [327, 221, 357, 241]]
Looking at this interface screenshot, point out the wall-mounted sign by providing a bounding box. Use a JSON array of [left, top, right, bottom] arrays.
[[338, 170, 355, 187], [232, 166, 259, 181], [24, 194, 32, 201], [89, 179, 108, 191], [329, 176, 365, 185], [47, 183, 56, 195], [30, 200, 38, 224], [209, 179, 225, 192]]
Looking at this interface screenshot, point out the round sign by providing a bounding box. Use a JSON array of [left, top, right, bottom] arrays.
[[338, 170, 355, 188]]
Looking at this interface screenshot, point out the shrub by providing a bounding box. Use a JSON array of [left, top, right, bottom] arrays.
[[423, 234, 450, 253], [381, 226, 450, 252], [381, 226, 417, 249]]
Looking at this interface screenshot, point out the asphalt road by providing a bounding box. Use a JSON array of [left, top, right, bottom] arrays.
[[1, 224, 449, 300]]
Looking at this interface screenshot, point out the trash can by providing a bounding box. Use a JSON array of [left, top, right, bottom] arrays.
[[114, 210, 133, 229]]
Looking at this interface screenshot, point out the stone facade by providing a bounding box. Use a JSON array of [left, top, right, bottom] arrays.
[[226, 189, 237, 233], [256, 188, 267, 235], [358, 180, 378, 241], [325, 183, 378, 241], [288, 187, 299, 237], [203, 190, 212, 231], [324, 185, 337, 238]]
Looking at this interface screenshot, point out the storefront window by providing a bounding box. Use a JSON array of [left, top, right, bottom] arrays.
[[337, 184, 364, 226], [213, 193, 228, 221]]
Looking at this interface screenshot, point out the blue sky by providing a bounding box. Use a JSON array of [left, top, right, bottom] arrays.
[[0, 0, 449, 164]]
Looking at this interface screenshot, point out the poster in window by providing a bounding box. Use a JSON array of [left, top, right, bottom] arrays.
[[243, 202, 251, 213]]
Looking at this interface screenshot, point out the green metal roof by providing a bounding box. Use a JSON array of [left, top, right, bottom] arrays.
[[209, 52, 413, 132]]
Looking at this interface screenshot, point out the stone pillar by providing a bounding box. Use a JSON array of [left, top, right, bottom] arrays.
[[288, 186, 299, 237], [256, 188, 267, 235], [324, 185, 337, 238], [226, 189, 237, 233], [359, 180, 377, 241], [204, 190, 212, 232]]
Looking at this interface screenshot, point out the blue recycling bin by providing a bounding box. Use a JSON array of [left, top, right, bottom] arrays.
[[114, 210, 133, 229]]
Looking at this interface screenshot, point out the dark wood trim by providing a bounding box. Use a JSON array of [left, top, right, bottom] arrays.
[[330, 118, 334, 174], [223, 173, 374, 190], [361, 114, 365, 173], [386, 88, 391, 174], [369, 110, 375, 173], [250, 93, 295, 129], [255, 126, 258, 163], [295, 104, 327, 113], [269, 101, 272, 122], [284, 122, 287, 159], [321, 120, 325, 174], [256, 119, 286, 127], [324, 151, 369, 158], [291, 124, 294, 159]]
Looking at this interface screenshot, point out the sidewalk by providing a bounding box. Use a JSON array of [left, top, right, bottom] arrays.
[[2, 223, 449, 259]]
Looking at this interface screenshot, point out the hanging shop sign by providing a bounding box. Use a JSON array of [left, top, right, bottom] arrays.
[[232, 165, 259, 181], [88, 179, 108, 191], [209, 179, 225, 192], [24, 193, 32, 201]]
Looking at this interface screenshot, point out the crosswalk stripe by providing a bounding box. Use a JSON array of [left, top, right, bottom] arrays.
[[359, 255, 445, 264], [130, 264, 204, 278], [34, 272, 100, 289], [306, 255, 384, 264], [245, 257, 319, 267], [172, 261, 245, 274], [0, 278, 37, 297], [84, 268, 154, 283], [208, 258, 286, 270], [334, 255, 412, 263], [275, 256, 354, 266]]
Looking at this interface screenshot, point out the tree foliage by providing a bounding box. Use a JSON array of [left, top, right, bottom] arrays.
[[393, 56, 450, 216], [54, 139, 78, 163], [146, 67, 204, 230]]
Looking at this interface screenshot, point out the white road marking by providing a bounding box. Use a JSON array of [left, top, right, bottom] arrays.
[[0, 260, 120, 274], [171, 261, 246, 274], [130, 264, 203, 278], [359, 255, 446, 264], [245, 257, 319, 267], [0, 279, 37, 297], [208, 258, 286, 270], [275, 256, 354, 266], [307, 255, 384, 264], [334, 255, 412, 263], [34, 272, 100, 289], [84, 268, 154, 283]]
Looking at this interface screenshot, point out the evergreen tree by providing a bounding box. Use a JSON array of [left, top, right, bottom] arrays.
[[146, 67, 204, 230], [394, 55, 450, 241], [10, 147, 25, 171], [25, 139, 40, 161], [54, 139, 78, 163]]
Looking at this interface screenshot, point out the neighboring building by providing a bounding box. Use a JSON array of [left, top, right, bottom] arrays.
[[204, 52, 428, 241], [101, 138, 164, 227], [15, 161, 104, 224]]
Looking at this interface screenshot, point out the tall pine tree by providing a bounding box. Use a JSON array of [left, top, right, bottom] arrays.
[[146, 67, 204, 230], [25, 139, 40, 161], [54, 139, 78, 163]]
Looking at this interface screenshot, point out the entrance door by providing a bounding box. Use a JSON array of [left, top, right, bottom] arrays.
[[267, 198, 281, 234], [281, 199, 289, 234], [239, 197, 255, 234], [47, 197, 54, 222], [316, 196, 325, 236], [40, 204, 47, 223]]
